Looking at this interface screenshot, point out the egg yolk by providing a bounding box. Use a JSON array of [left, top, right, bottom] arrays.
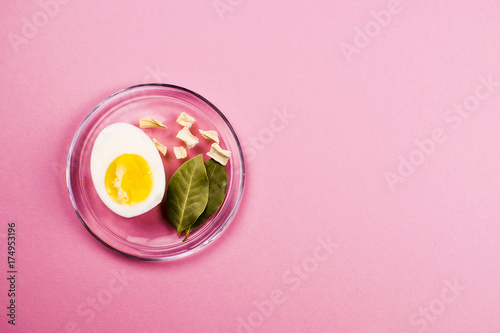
[[104, 154, 153, 206]]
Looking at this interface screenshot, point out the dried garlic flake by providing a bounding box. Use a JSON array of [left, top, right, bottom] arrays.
[[176, 127, 199, 149], [173, 146, 187, 159], [207, 143, 231, 166], [139, 118, 167, 129], [198, 129, 219, 144], [152, 138, 167, 156], [176, 112, 196, 128]]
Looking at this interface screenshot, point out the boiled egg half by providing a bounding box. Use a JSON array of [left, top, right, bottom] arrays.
[[90, 123, 166, 218]]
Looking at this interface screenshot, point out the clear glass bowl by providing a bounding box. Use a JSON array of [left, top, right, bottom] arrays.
[[66, 84, 245, 261]]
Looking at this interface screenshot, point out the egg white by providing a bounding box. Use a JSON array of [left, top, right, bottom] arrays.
[[90, 123, 166, 218]]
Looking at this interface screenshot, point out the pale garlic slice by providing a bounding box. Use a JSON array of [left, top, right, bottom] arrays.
[[198, 129, 220, 144], [173, 146, 187, 159], [207, 143, 231, 166], [176, 127, 199, 149], [176, 112, 196, 128], [139, 118, 167, 129], [152, 138, 167, 156]]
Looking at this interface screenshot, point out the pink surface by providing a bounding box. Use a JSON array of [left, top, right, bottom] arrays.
[[1, 1, 500, 332]]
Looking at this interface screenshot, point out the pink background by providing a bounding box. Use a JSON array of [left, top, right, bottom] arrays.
[[2, 1, 500, 332]]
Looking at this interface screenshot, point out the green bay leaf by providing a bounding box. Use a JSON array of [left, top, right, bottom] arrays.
[[166, 154, 209, 236], [185, 159, 228, 240]]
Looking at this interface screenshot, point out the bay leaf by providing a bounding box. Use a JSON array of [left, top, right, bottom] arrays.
[[166, 154, 209, 236], [185, 159, 227, 240]]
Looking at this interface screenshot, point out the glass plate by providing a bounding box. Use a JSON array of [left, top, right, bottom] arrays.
[[66, 84, 245, 261]]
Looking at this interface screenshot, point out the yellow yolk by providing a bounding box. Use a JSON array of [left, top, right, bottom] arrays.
[[104, 154, 153, 206]]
